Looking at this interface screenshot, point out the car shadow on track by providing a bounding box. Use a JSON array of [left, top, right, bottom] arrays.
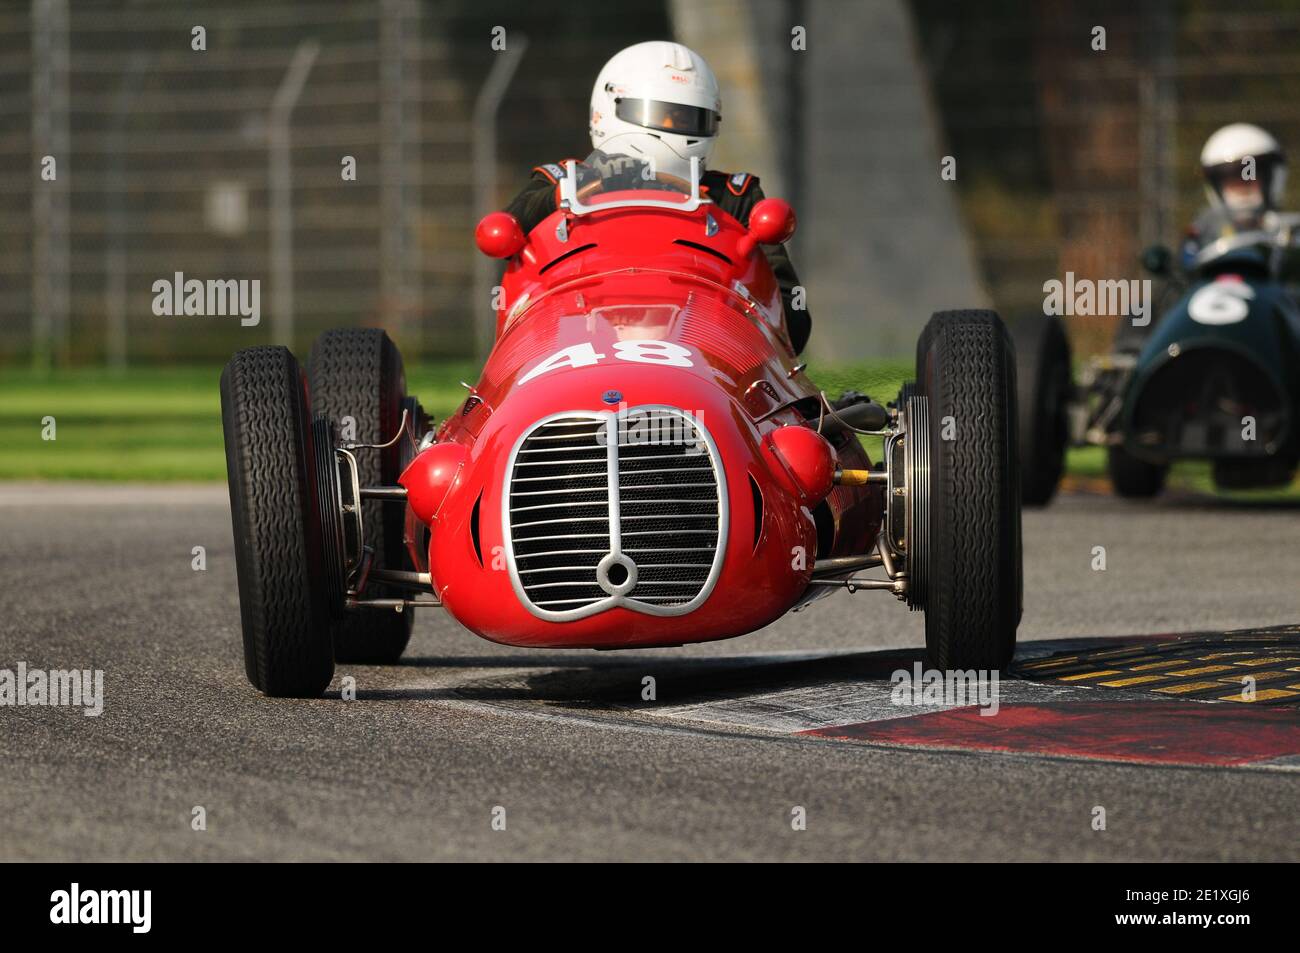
[[378, 625, 1300, 710], [399, 654, 649, 670], [1144, 486, 1300, 510], [441, 649, 923, 709]]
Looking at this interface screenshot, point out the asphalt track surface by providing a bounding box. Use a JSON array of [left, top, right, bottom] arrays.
[[1, 484, 1297, 861]]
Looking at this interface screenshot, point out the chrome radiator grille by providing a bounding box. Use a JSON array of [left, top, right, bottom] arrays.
[[504, 407, 726, 620]]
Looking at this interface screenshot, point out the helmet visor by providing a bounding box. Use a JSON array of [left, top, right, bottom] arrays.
[[614, 98, 719, 138], [1205, 154, 1283, 213]]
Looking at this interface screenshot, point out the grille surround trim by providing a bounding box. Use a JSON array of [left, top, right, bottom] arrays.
[[502, 406, 728, 622]]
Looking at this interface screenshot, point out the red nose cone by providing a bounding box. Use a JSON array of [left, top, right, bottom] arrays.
[[399, 442, 469, 525], [765, 425, 836, 503], [475, 212, 526, 259]]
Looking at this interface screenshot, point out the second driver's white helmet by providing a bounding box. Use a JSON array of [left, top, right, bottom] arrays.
[[1200, 123, 1287, 222], [589, 41, 721, 181]]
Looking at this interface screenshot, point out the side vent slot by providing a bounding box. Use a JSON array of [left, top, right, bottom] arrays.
[[812, 500, 834, 560], [470, 492, 483, 566], [673, 239, 733, 265], [538, 243, 597, 275]]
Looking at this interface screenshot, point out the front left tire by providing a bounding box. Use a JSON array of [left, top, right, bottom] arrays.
[[308, 328, 415, 664]]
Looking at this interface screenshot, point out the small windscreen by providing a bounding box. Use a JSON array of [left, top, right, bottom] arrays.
[[556, 151, 709, 214]]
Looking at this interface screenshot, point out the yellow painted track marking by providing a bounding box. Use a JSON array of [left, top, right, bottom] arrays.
[[1019, 656, 1079, 670], [1090, 647, 1153, 659], [1014, 635, 1300, 708], [1217, 688, 1300, 702], [1165, 664, 1236, 677], [1216, 670, 1294, 684], [1097, 674, 1170, 687], [1154, 681, 1229, 694], [1128, 659, 1192, 672]]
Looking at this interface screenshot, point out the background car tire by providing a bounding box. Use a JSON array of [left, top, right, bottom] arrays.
[[917, 310, 1022, 671], [1011, 315, 1072, 506], [1107, 445, 1167, 498], [1213, 458, 1297, 491], [308, 328, 414, 664], [220, 346, 335, 698]]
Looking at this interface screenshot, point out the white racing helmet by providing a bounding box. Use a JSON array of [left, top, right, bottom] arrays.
[[1200, 123, 1287, 223], [589, 41, 721, 181]]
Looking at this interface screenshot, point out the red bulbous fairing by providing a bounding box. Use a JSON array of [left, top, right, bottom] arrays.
[[749, 198, 797, 244], [475, 212, 526, 259], [737, 198, 797, 256], [765, 425, 836, 503], [400, 442, 468, 525]]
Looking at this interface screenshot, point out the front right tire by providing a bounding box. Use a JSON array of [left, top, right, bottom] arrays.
[[1107, 445, 1167, 498]]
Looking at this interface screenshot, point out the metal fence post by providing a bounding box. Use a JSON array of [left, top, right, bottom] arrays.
[[30, 0, 70, 373], [104, 52, 150, 373], [268, 39, 320, 350], [380, 0, 421, 350], [471, 37, 528, 362], [1139, 0, 1177, 248]]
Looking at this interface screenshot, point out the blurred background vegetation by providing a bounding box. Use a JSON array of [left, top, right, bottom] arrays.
[[4, 0, 1300, 488]]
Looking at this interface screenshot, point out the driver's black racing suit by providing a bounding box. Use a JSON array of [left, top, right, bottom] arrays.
[[504, 159, 812, 354], [1116, 205, 1296, 354], [1179, 206, 1251, 269]]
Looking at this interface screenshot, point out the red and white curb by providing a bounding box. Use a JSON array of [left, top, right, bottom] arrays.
[[640, 628, 1300, 771]]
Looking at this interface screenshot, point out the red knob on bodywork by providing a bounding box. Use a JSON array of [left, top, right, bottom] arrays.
[[738, 198, 797, 256], [400, 442, 468, 526], [765, 425, 836, 503], [475, 212, 526, 259]]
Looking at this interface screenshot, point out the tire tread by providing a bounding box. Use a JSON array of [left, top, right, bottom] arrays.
[[221, 346, 335, 697], [920, 310, 1021, 671], [307, 329, 413, 663]]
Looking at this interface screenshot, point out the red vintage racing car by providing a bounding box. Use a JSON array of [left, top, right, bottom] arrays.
[[220, 157, 1022, 697]]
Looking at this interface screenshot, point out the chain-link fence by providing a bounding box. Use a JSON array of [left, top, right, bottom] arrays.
[[6, 0, 1300, 367], [914, 0, 1300, 354], [1, 0, 670, 366]]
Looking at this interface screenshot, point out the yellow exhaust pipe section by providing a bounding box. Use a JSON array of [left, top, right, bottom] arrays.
[[834, 468, 886, 486]]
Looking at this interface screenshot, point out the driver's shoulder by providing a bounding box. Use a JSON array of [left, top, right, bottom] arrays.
[[702, 169, 763, 224], [530, 159, 584, 184], [702, 169, 761, 198]]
